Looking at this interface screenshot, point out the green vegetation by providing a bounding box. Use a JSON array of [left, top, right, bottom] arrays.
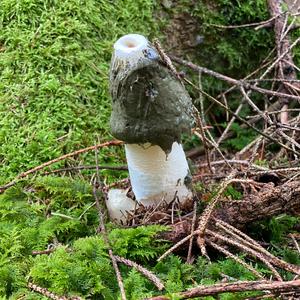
[[0, 0, 159, 184], [0, 0, 299, 299], [0, 178, 273, 299]]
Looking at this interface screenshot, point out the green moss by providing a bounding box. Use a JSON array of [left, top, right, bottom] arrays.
[[0, 0, 159, 184]]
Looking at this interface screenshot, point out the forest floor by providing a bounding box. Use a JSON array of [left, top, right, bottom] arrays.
[[0, 0, 299, 299]]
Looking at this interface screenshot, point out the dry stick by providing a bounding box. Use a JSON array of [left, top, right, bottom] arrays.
[[196, 172, 236, 258], [196, 159, 269, 171], [244, 139, 263, 175], [237, 114, 296, 156], [28, 282, 82, 300], [247, 108, 300, 117], [208, 14, 281, 29], [245, 79, 300, 83], [289, 234, 300, 255], [191, 84, 300, 156], [267, 0, 299, 125], [187, 200, 197, 264], [93, 146, 127, 300], [157, 178, 259, 262], [214, 219, 300, 275], [171, 55, 300, 101], [206, 230, 283, 281], [203, 125, 234, 169], [257, 37, 300, 82], [206, 240, 265, 280], [277, 129, 300, 150], [145, 279, 300, 300], [240, 86, 273, 125], [179, 52, 299, 147], [43, 165, 128, 175], [0, 140, 123, 193], [215, 102, 244, 148], [157, 228, 201, 262], [193, 108, 213, 174], [193, 131, 232, 169], [113, 255, 165, 291]]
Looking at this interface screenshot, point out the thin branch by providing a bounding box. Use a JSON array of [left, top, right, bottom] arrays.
[[289, 234, 300, 255], [188, 83, 300, 156], [43, 165, 128, 175], [114, 255, 165, 291], [28, 283, 82, 300], [206, 240, 265, 280], [171, 55, 300, 101], [196, 173, 237, 257], [214, 219, 300, 275], [0, 140, 123, 193], [196, 159, 269, 171], [206, 229, 283, 281], [193, 107, 213, 173], [93, 145, 127, 300], [207, 14, 280, 29], [145, 279, 300, 300], [187, 200, 197, 264]]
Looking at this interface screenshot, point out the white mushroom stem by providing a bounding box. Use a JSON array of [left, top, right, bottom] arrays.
[[106, 34, 192, 222], [125, 142, 191, 207]]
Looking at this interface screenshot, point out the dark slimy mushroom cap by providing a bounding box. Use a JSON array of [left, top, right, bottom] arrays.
[[109, 34, 193, 153]]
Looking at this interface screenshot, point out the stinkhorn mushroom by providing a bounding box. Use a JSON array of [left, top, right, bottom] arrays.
[[106, 34, 194, 222]]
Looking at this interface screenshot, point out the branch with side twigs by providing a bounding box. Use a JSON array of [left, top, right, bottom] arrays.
[[144, 279, 300, 300]]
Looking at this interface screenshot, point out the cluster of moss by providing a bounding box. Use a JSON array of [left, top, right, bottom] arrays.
[[0, 0, 159, 184]]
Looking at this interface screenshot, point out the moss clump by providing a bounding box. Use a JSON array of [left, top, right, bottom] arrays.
[[0, 0, 159, 184]]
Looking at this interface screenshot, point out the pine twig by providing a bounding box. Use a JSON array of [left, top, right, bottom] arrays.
[[207, 14, 282, 30], [28, 283, 82, 300], [0, 140, 123, 193], [184, 78, 300, 156], [145, 279, 300, 300], [157, 228, 201, 262], [206, 240, 265, 280], [43, 164, 128, 175], [114, 255, 165, 291], [289, 234, 300, 255], [187, 200, 197, 264], [206, 229, 283, 281], [193, 107, 213, 174], [196, 173, 237, 258], [93, 144, 127, 300], [214, 218, 300, 275], [171, 55, 300, 101]]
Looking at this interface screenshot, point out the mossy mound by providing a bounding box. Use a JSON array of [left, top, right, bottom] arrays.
[[0, 0, 158, 184]]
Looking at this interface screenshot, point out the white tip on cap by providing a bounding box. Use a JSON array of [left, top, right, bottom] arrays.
[[114, 34, 148, 54]]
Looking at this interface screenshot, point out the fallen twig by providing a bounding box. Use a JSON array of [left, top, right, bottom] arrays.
[[114, 255, 165, 291], [145, 279, 300, 300], [0, 140, 123, 194], [171, 55, 300, 101], [93, 144, 127, 300], [43, 164, 128, 175], [207, 229, 283, 281], [28, 282, 82, 300], [206, 240, 265, 280]]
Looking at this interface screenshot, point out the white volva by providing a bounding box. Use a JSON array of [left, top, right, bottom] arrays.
[[106, 34, 192, 222]]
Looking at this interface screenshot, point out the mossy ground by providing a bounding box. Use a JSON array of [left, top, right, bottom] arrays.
[[0, 0, 299, 299]]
